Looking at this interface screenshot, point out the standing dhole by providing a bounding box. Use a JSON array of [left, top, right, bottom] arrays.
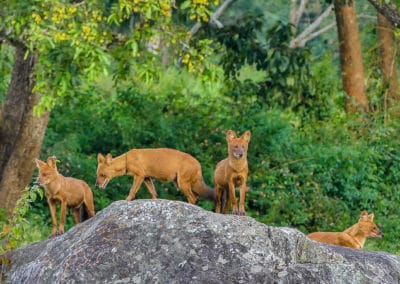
[[214, 130, 251, 215], [96, 148, 215, 204], [35, 156, 95, 237], [307, 211, 383, 249]]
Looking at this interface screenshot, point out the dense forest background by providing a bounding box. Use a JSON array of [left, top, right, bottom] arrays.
[[1, 0, 400, 255]]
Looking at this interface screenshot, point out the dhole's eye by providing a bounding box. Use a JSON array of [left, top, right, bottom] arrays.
[[42, 173, 47, 177], [100, 173, 106, 177]]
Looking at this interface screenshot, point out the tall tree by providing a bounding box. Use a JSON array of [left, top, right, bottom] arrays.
[[333, 0, 369, 113], [0, 45, 49, 216], [0, 0, 218, 216], [377, 12, 399, 108]]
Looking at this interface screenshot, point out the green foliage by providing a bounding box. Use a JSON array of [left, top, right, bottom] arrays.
[[0, 45, 14, 101], [208, 14, 338, 120], [0, 185, 46, 256], [1, 0, 217, 113], [2, 0, 400, 258], [21, 64, 398, 255]]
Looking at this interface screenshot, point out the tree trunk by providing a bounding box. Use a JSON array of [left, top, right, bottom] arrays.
[[334, 0, 369, 113], [368, 0, 400, 27], [0, 44, 50, 216], [377, 12, 399, 108]]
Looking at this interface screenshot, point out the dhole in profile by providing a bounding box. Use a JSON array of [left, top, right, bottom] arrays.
[[307, 211, 383, 249], [96, 148, 214, 204]]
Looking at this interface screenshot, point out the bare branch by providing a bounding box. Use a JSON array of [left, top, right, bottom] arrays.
[[290, 0, 308, 30], [190, 0, 236, 37], [290, 4, 334, 48], [293, 23, 336, 48]]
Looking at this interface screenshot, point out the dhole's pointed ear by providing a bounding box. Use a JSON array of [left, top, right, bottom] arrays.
[[367, 213, 374, 222], [35, 158, 46, 168], [105, 153, 113, 165], [98, 153, 105, 164], [359, 210, 369, 221], [47, 156, 57, 169], [226, 130, 237, 141], [241, 130, 251, 142]]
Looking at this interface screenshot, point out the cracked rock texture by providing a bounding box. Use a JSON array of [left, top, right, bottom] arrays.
[[3, 199, 400, 283]]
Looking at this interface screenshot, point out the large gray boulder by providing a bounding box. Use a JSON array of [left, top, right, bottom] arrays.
[[2, 200, 400, 283]]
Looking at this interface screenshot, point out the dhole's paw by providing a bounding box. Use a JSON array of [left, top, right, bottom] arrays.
[[49, 231, 63, 238], [238, 205, 246, 216], [233, 210, 246, 216]]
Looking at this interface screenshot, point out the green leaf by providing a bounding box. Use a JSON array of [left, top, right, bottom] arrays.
[[180, 0, 191, 10]]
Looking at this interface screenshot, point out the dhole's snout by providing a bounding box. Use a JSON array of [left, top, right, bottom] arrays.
[[234, 152, 243, 158], [95, 178, 108, 189], [36, 177, 43, 186], [233, 148, 245, 158]]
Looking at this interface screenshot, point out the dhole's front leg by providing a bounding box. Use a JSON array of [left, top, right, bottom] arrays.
[[126, 176, 145, 201], [340, 235, 362, 249], [238, 180, 247, 216], [48, 198, 58, 237], [229, 182, 239, 215]]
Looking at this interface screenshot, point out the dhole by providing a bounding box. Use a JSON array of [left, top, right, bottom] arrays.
[[307, 211, 383, 249], [214, 130, 251, 215], [96, 148, 214, 204], [35, 157, 95, 237]]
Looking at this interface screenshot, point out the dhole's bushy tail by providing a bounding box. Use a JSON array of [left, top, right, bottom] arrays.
[[79, 205, 91, 222], [193, 180, 215, 201]]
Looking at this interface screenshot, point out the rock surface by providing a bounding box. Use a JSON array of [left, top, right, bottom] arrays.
[[2, 199, 400, 283]]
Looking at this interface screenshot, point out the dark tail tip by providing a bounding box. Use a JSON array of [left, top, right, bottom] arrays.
[[79, 205, 90, 222], [206, 184, 216, 201]]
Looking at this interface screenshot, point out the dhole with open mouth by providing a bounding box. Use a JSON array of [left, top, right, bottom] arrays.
[[307, 210, 383, 249]]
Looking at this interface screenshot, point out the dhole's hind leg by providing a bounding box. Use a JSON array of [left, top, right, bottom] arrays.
[[48, 198, 59, 237], [84, 193, 95, 218], [176, 178, 197, 204], [58, 201, 68, 235], [238, 185, 247, 216], [215, 185, 223, 213], [222, 190, 231, 214], [144, 178, 157, 199], [71, 208, 80, 224]]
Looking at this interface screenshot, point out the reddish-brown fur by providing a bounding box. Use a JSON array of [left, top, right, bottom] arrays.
[[214, 130, 251, 215], [96, 148, 214, 204], [35, 157, 95, 237], [307, 211, 383, 249]]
